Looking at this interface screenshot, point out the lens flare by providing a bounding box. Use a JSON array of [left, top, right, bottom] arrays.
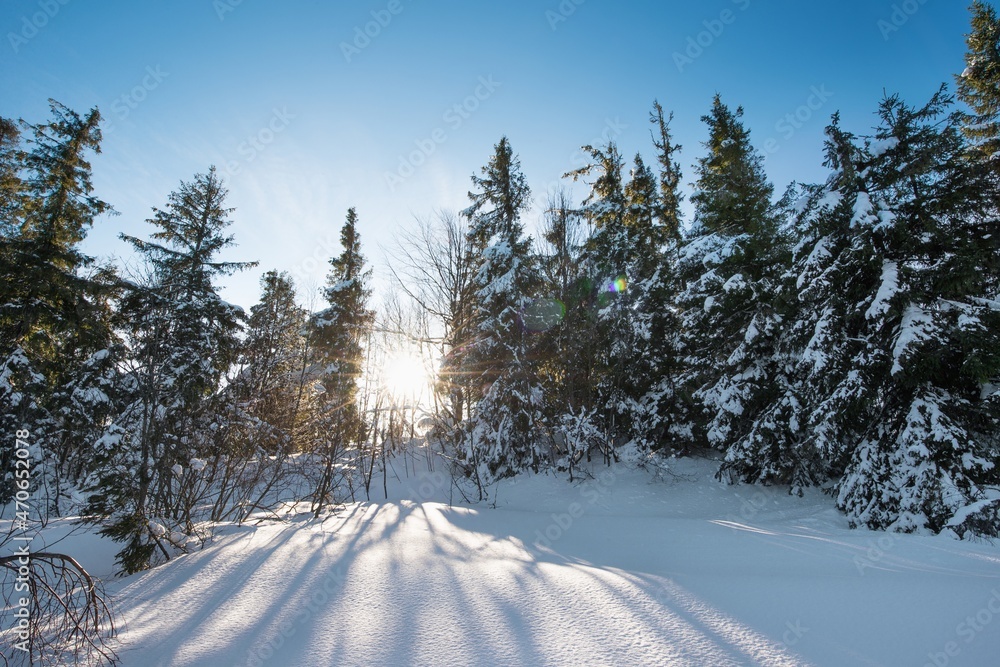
[[522, 298, 566, 333], [608, 276, 628, 293]]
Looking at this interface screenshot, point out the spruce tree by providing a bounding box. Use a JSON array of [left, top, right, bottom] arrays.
[[0, 116, 22, 230], [567, 142, 634, 455], [0, 102, 118, 506], [535, 190, 601, 471], [633, 101, 688, 451], [678, 95, 788, 458], [234, 270, 308, 453], [308, 208, 375, 514], [460, 137, 542, 482], [957, 1, 1000, 167], [832, 90, 1000, 536], [87, 167, 255, 573]]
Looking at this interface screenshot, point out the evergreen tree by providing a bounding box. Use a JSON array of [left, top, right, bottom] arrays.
[[460, 137, 543, 482], [0, 102, 114, 382], [831, 90, 1000, 536], [633, 101, 688, 451], [87, 167, 255, 573], [567, 142, 634, 454], [650, 101, 684, 244], [234, 270, 308, 453], [677, 95, 788, 457], [535, 190, 601, 470], [308, 208, 375, 514], [957, 1, 1000, 166], [0, 116, 22, 230], [0, 102, 117, 506]]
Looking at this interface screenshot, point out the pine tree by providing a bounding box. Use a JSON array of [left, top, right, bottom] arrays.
[[567, 142, 635, 455], [535, 190, 601, 471], [87, 167, 255, 573], [633, 101, 688, 451], [460, 137, 543, 483], [308, 208, 375, 514], [0, 102, 118, 506], [234, 270, 308, 453], [831, 89, 1000, 537], [957, 1, 1000, 167], [677, 95, 788, 458]]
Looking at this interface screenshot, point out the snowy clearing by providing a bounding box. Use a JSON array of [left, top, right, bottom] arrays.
[[83, 459, 1000, 667]]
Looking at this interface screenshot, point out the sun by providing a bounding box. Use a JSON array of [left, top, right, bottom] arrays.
[[381, 350, 431, 402]]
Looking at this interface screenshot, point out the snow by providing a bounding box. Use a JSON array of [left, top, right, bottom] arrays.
[[851, 191, 874, 228], [866, 261, 898, 320], [148, 520, 167, 538], [870, 137, 900, 157], [723, 273, 747, 293], [796, 235, 831, 290], [12, 458, 987, 667], [892, 304, 935, 374]]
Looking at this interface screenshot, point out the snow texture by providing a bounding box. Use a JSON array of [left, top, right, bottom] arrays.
[[34, 457, 993, 667]]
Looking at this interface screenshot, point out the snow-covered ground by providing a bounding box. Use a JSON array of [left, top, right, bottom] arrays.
[[15, 456, 1000, 666]]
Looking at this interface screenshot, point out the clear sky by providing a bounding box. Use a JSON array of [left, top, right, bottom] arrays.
[[1, 0, 984, 309]]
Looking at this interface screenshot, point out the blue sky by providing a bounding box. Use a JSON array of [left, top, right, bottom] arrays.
[[1, 0, 983, 309]]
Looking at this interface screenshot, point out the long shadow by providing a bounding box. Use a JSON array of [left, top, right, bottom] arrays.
[[433, 504, 816, 666], [417, 503, 549, 667], [114, 503, 407, 666]]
